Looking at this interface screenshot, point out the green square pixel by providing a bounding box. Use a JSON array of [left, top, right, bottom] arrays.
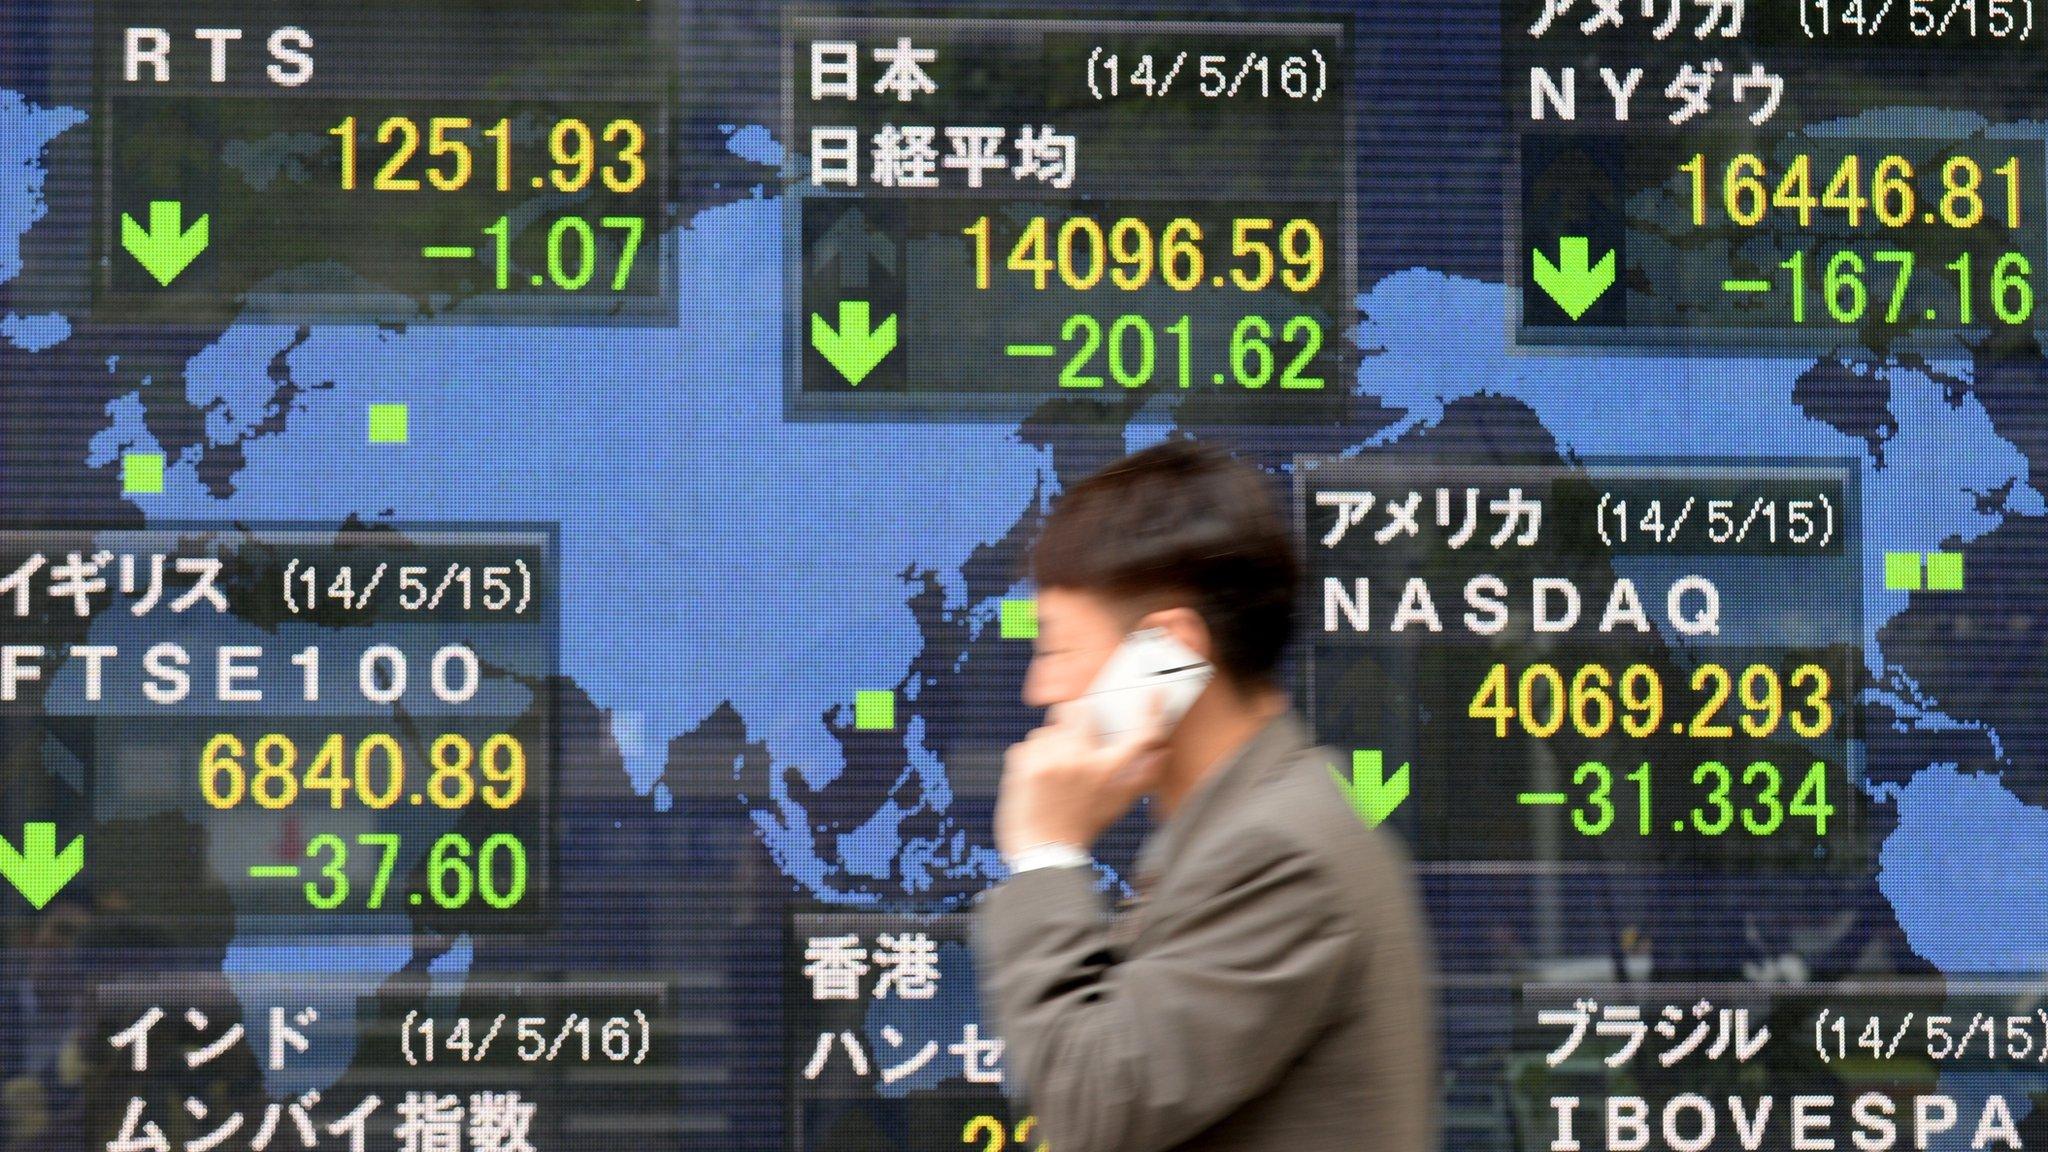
[[855, 690, 895, 731], [368, 403, 409, 444], [123, 452, 164, 495], [1000, 598, 1039, 640], [1884, 551, 1922, 591], [1926, 552, 1964, 591]]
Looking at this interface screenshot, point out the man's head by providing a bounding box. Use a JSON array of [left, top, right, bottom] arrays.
[[1023, 440, 1299, 710]]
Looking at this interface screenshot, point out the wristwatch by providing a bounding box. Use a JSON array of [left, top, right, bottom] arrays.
[[1004, 842, 1092, 875]]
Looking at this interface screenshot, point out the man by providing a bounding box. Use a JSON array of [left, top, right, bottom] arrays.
[[974, 439, 1438, 1152]]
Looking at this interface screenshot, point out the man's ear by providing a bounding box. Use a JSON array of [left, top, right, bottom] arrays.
[[1135, 606, 1213, 663]]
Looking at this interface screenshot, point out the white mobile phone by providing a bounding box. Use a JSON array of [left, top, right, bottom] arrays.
[[1082, 627, 1214, 742]]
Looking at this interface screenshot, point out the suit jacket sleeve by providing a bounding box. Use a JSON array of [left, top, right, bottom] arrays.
[[973, 824, 1351, 1152]]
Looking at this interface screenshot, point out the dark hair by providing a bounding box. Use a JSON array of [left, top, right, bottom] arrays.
[[1032, 440, 1299, 683]]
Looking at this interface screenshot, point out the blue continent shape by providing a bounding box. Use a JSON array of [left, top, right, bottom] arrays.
[[89, 150, 1051, 910], [0, 88, 82, 349], [1878, 765, 2048, 973]]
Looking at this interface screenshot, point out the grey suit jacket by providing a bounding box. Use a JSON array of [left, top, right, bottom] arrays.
[[974, 713, 1437, 1152]]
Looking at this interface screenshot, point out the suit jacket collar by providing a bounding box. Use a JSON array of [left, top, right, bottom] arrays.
[[1131, 710, 1313, 892]]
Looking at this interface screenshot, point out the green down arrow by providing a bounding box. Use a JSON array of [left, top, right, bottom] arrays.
[[0, 823, 84, 910], [811, 300, 898, 386], [1531, 236, 1616, 321], [121, 200, 210, 286], [1330, 749, 1410, 827]]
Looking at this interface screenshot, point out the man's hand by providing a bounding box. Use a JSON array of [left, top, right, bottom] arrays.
[[996, 699, 1168, 857]]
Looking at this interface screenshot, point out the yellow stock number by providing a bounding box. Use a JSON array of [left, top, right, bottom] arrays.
[[1680, 152, 2022, 230], [963, 1114, 1045, 1152], [963, 215, 1323, 294], [1469, 662, 1833, 741], [330, 115, 647, 195], [199, 732, 527, 810]]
